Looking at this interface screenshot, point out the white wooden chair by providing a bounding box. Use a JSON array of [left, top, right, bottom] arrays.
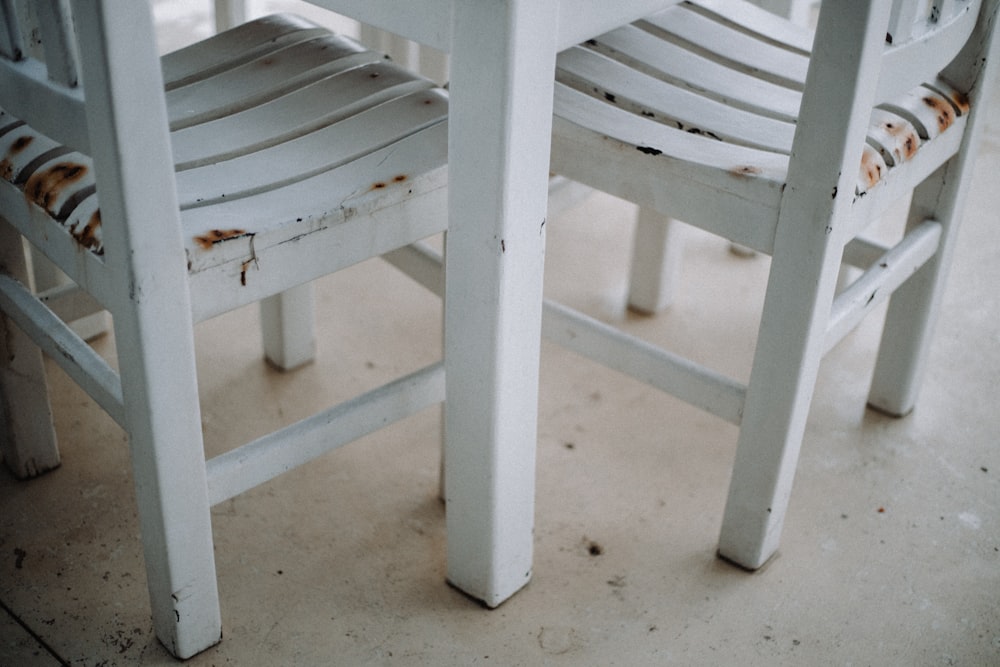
[[547, 0, 999, 570], [0, 1, 449, 658]]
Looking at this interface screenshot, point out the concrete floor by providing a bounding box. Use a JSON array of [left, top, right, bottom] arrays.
[[2, 3, 999, 665]]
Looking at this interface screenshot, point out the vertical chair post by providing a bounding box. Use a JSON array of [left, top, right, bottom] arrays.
[[718, 0, 893, 569], [869, 0, 1000, 416], [627, 208, 686, 315], [72, 0, 220, 657], [261, 283, 317, 371], [0, 224, 60, 479], [443, 0, 557, 607]]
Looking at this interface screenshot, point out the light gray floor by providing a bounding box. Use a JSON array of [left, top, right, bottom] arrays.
[[2, 4, 999, 665]]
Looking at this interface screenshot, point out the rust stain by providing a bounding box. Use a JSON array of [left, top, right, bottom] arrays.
[[10, 135, 33, 154], [0, 159, 12, 181], [860, 149, 883, 190], [371, 175, 408, 191], [923, 95, 956, 133], [947, 90, 970, 115], [902, 132, 918, 160], [194, 228, 247, 250], [73, 209, 103, 254], [24, 162, 88, 215], [729, 165, 761, 178]]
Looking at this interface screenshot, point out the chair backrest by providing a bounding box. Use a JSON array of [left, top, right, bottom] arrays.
[[1, 0, 188, 306], [781, 0, 996, 237], [0, 0, 87, 152], [879, 0, 985, 101]]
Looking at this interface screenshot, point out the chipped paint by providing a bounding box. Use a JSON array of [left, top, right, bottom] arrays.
[[729, 165, 761, 178], [72, 209, 103, 254], [194, 228, 249, 250]]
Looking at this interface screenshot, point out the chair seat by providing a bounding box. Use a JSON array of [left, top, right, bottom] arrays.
[[552, 0, 970, 253], [0, 14, 448, 314]]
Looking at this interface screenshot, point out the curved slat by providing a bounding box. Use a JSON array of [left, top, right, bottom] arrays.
[[557, 44, 795, 152], [166, 35, 380, 130], [639, 2, 810, 89], [161, 13, 330, 89], [585, 23, 801, 121], [175, 89, 447, 208], [171, 61, 435, 169]]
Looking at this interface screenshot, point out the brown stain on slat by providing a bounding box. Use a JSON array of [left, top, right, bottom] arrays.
[[879, 120, 919, 161], [73, 209, 103, 254], [729, 165, 761, 178], [2, 134, 35, 179], [24, 162, 89, 216], [923, 95, 956, 134], [370, 174, 408, 191], [194, 228, 248, 250], [946, 90, 970, 115], [2, 135, 35, 179], [860, 148, 884, 190]]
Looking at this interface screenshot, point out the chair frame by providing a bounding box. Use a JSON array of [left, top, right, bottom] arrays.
[[546, 0, 1000, 569], [1, 1, 449, 657]]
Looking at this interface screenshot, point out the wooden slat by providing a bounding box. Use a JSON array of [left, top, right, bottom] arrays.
[[867, 108, 921, 167], [639, 2, 810, 89], [161, 13, 331, 88], [171, 61, 435, 169], [165, 36, 381, 130], [585, 23, 801, 121], [175, 88, 447, 208], [557, 45, 795, 152]]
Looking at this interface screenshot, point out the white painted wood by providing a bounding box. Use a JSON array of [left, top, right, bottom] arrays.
[[627, 208, 685, 314], [0, 227, 60, 479], [1, 5, 454, 658], [260, 283, 316, 371], [441, 0, 558, 608], [870, 2, 1000, 415], [547, 0, 998, 571], [307, 0, 684, 54], [208, 362, 444, 504], [213, 0, 245, 32]]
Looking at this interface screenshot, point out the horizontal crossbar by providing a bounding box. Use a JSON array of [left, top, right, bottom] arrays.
[[206, 361, 445, 505], [0, 271, 124, 425]]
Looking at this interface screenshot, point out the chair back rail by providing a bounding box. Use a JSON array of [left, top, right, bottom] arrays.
[[0, 0, 86, 151]]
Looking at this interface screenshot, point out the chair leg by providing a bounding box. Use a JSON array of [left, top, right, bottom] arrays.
[[0, 229, 60, 479], [868, 172, 962, 417], [261, 283, 317, 372], [627, 207, 685, 315], [717, 234, 843, 570], [112, 308, 221, 658]]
